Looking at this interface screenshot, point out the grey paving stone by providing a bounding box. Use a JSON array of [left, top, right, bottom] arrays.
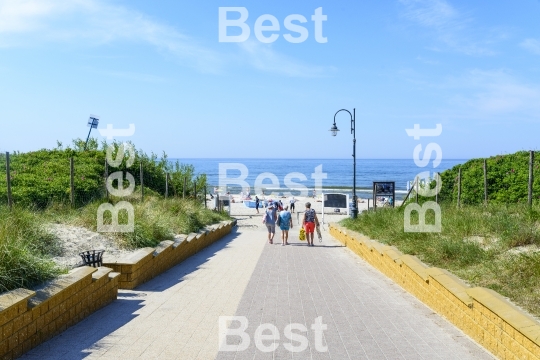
[[20, 225, 496, 360]]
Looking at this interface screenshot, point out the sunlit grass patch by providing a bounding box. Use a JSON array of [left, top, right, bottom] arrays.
[[341, 203, 540, 317]]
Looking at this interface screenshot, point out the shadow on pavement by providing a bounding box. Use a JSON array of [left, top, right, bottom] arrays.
[[136, 228, 240, 292], [21, 298, 144, 360], [21, 226, 241, 359]]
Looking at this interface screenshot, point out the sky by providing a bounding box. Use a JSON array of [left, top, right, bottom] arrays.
[[0, 0, 539, 159]]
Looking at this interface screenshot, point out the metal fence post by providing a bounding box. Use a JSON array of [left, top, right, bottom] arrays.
[[484, 159, 488, 206], [183, 177, 186, 199], [436, 172, 440, 204], [105, 158, 109, 201], [70, 157, 75, 207], [529, 151, 534, 207], [140, 162, 144, 202], [165, 173, 169, 198], [415, 176, 419, 203], [6, 152, 13, 210], [457, 167, 462, 208]]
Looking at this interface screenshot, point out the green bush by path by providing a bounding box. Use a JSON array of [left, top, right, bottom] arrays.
[[0, 206, 66, 293], [0, 139, 208, 208], [341, 203, 540, 317], [437, 151, 540, 205]]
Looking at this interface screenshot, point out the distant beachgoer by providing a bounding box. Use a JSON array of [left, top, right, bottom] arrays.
[[278, 205, 293, 246], [312, 189, 316, 198], [263, 204, 277, 244], [289, 197, 296, 213], [303, 202, 319, 246], [255, 196, 260, 214]]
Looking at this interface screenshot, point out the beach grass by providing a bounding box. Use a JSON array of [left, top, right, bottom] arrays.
[[341, 202, 540, 318], [0, 206, 67, 293], [0, 195, 229, 293], [43, 193, 230, 249]]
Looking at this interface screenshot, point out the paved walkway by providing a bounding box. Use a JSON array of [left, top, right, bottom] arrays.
[[22, 222, 494, 359]]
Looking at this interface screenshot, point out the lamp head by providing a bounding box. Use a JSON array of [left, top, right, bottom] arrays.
[[329, 123, 339, 136]]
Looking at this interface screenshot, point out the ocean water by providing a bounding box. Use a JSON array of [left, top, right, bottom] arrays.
[[169, 158, 466, 200]]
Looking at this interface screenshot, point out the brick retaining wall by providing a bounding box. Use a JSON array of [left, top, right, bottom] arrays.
[[330, 223, 540, 360]]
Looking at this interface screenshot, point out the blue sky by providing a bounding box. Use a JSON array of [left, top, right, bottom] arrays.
[[0, 0, 539, 159]]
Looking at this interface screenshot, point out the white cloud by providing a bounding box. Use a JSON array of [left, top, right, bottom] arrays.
[[238, 41, 331, 78], [445, 70, 540, 118], [0, 0, 329, 77], [400, 0, 457, 28], [520, 38, 540, 55], [0, 0, 224, 72], [398, 0, 504, 56], [88, 69, 168, 83]]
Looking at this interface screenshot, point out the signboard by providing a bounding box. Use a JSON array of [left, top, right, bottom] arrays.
[[215, 194, 232, 215], [321, 193, 349, 224], [372, 181, 395, 209], [87, 115, 100, 128], [323, 194, 347, 208]]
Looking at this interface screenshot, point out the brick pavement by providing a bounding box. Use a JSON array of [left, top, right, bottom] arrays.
[[21, 223, 494, 359]]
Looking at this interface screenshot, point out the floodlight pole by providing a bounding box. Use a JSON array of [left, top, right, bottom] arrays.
[[84, 126, 93, 151], [331, 108, 358, 219], [85, 116, 99, 151]]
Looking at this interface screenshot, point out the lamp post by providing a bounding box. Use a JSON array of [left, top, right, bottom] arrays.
[[330, 108, 358, 219]]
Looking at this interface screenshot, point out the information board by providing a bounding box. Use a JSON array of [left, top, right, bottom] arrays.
[[321, 193, 349, 224], [372, 181, 396, 209], [323, 194, 347, 208]]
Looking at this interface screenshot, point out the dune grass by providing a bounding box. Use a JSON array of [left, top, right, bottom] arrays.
[[0, 195, 229, 293], [341, 203, 540, 318], [0, 206, 66, 293], [43, 193, 230, 249]]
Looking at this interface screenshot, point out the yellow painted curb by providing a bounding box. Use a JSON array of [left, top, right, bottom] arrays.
[[329, 223, 540, 360]]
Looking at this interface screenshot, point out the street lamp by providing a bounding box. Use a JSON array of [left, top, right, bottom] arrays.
[[330, 108, 358, 219]]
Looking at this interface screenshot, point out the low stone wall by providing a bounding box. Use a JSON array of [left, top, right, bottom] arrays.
[[0, 219, 235, 359], [102, 220, 235, 289], [330, 223, 540, 360], [0, 267, 119, 359]]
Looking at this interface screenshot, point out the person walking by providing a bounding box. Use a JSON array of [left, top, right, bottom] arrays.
[[278, 205, 293, 246], [263, 203, 277, 244], [302, 202, 319, 246], [289, 196, 296, 213], [255, 196, 260, 214]]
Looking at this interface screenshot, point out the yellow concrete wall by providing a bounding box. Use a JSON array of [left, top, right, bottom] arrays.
[[0, 220, 235, 359], [0, 267, 119, 359], [103, 220, 235, 290], [330, 223, 540, 360]]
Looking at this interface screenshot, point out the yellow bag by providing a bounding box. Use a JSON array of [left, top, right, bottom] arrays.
[[299, 227, 306, 241]]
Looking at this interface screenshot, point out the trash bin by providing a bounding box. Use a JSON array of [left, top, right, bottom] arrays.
[[79, 250, 105, 268]]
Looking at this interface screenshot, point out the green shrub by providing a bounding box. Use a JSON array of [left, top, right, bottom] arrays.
[[0, 206, 66, 293], [0, 139, 208, 208], [438, 151, 540, 205], [341, 202, 540, 317]]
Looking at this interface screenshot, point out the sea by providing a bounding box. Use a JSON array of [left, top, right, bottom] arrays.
[[168, 158, 467, 201]]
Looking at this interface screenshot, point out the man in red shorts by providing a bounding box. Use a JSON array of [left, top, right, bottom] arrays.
[[302, 202, 319, 246]]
